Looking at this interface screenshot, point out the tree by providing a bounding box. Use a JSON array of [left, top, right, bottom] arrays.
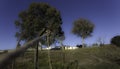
[[55, 27, 65, 68], [111, 35, 120, 47], [97, 37, 105, 47], [72, 18, 94, 48], [0, 34, 46, 69], [15, 2, 62, 42], [56, 27, 65, 47], [15, 2, 63, 69]]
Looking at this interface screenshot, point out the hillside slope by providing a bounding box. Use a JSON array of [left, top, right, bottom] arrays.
[[4, 45, 120, 69]]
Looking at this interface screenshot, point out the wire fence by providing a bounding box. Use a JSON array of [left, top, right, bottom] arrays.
[[0, 49, 80, 69]]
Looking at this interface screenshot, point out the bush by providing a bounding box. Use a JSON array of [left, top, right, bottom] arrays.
[[3, 50, 8, 53], [111, 35, 120, 47]]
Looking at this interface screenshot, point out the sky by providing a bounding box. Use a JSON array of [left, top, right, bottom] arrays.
[[0, 0, 120, 50]]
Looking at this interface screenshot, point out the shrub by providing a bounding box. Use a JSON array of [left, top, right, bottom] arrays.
[[3, 50, 8, 53], [111, 35, 120, 47]]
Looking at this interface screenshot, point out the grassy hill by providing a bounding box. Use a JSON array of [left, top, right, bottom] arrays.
[[2, 45, 120, 69]]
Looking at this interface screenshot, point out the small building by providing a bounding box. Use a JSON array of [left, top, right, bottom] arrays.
[[65, 46, 78, 50]]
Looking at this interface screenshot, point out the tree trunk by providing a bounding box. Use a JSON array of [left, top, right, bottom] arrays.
[[47, 31, 52, 69], [60, 41, 65, 69], [34, 42, 39, 69], [0, 29, 46, 69], [82, 37, 84, 48], [47, 49, 52, 69], [11, 59, 15, 69], [16, 37, 21, 49], [12, 38, 22, 69], [39, 42, 42, 51]]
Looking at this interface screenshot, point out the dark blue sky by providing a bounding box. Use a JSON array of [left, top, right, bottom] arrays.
[[0, 0, 120, 50]]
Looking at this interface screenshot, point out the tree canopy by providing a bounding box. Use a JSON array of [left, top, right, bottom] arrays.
[[111, 35, 120, 47], [72, 18, 94, 38], [72, 18, 94, 47], [56, 27, 65, 47], [15, 2, 63, 45]]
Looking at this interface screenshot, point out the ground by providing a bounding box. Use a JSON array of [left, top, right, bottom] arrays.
[[1, 45, 120, 69]]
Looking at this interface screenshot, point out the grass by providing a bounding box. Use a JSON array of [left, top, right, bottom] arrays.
[[1, 45, 120, 69]]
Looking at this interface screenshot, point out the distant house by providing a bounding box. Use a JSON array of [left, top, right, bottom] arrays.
[[42, 46, 52, 50], [64, 46, 78, 50], [50, 46, 61, 50], [28, 46, 79, 51], [50, 46, 78, 50], [0, 50, 9, 54]]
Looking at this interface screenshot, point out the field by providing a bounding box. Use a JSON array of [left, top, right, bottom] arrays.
[[1, 45, 120, 69]]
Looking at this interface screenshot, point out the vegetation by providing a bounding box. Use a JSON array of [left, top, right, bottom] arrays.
[[0, 1, 119, 69], [15, 2, 63, 46], [72, 18, 94, 48], [4, 45, 120, 69], [56, 27, 65, 46], [15, 2, 64, 69], [111, 35, 120, 47]]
